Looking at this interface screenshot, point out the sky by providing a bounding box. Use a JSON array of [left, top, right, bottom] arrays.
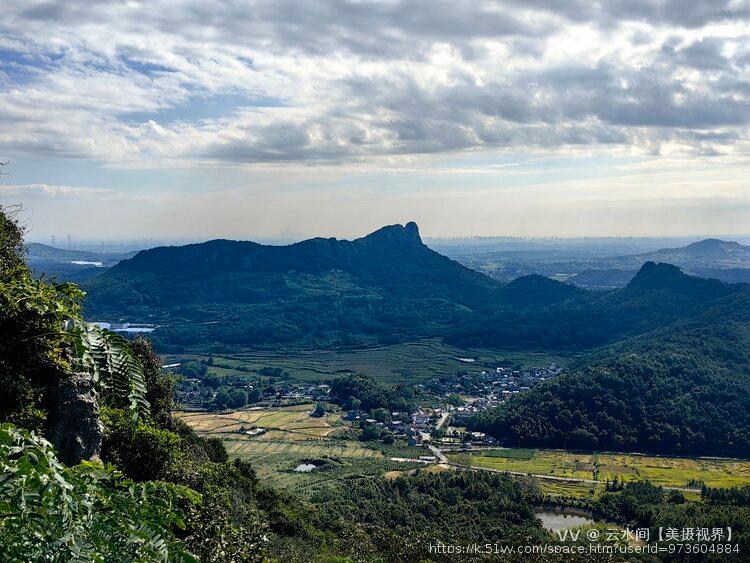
[[0, 0, 749, 241]]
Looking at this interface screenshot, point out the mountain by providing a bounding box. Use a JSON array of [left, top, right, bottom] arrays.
[[569, 239, 750, 287], [26, 243, 135, 282], [619, 238, 750, 268], [469, 267, 750, 455], [84, 222, 498, 350], [495, 274, 583, 306], [446, 237, 750, 288], [84, 225, 750, 455], [447, 262, 749, 350]]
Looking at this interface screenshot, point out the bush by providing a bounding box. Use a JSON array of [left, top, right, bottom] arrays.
[[0, 423, 199, 562], [101, 408, 180, 481]]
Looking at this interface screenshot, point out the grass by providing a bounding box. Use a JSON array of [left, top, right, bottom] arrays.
[[246, 453, 424, 495], [175, 338, 571, 384], [537, 480, 606, 499], [484, 448, 535, 460], [448, 448, 750, 491]]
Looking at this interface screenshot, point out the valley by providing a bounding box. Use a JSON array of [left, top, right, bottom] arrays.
[[172, 338, 571, 384], [176, 401, 750, 504], [6, 216, 750, 560]]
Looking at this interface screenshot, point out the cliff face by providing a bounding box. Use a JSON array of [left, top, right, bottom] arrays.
[[48, 373, 103, 465]]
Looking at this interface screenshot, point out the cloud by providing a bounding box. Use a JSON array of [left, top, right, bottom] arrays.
[[0, 0, 748, 165]]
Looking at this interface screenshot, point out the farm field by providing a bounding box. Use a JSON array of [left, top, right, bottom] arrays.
[[177, 404, 426, 492], [177, 403, 344, 442], [178, 338, 572, 384], [448, 448, 750, 490]]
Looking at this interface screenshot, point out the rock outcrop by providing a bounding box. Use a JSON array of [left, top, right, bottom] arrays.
[[49, 373, 103, 465]]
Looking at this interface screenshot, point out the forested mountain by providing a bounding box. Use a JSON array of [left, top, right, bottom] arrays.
[[85, 221, 748, 354], [82, 223, 750, 455], [84, 222, 498, 350], [469, 278, 750, 455], [448, 262, 749, 350]]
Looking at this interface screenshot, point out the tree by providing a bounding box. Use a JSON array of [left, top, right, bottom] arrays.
[[249, 387, 262, 403], [313, 403, 326, 417], [447, 394, 464, 407], [0, 423, 199, 561], [131, 337, 173, 424], [229, 388, 248, 409], [214, 388, 232, 410], [371, 407, 391, 423]]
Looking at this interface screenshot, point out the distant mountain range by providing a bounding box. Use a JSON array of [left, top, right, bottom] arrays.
[[80, 222, 750, 455], [629, 238, 750, 264], [563, 238, 750, 288], [26, 243, 135, 282], [83, 223, 748, 354]]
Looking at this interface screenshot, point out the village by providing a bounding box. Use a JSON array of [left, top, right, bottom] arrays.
[[172, 359, 564, 452]]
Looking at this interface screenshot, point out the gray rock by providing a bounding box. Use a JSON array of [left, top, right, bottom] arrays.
[[49, 372, 103, 465]]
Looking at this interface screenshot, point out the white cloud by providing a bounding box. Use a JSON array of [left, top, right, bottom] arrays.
[[0, 0, 747, 166]]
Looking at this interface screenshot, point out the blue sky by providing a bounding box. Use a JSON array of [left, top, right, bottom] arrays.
[[0, 1, 748, 240]]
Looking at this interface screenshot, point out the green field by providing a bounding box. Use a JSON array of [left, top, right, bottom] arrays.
[[178, 338, 572, 384], [178, 405, 426, 493], [449, 448, 750, 491]]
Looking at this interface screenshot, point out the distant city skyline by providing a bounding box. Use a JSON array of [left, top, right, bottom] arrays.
[[1, 1, 748, 239]]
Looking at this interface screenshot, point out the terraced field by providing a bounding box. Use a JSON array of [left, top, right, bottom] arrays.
[[224, 440, 383, 459], [177, 403, 344, 441], [449, 448, 750, 490], [177, 404, 391, 460], [177, 404, 425, 493]]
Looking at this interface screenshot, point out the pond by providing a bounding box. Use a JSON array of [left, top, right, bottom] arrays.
[[294, 463, 317, 473], [535, 510, 596, 532]]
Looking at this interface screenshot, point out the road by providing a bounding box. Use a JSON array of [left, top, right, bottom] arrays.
[[428, 444, 449, 463], [435, 410, 450, 430]]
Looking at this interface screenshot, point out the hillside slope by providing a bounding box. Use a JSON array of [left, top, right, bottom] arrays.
[[84, 222, 498, 350], [467, 265, 750, 455], [469, 291, 750, 455], [448, 262, 748, 350]]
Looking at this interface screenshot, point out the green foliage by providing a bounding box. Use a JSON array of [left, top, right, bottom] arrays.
[[131, 336, 174, 424], [594, 480, 750, 554], [310, 469, 547, 559], [313, 402, 326, 417], [0, 269, 84, 431], [702, 485, 750, 506], [0, 205, 26, 277], [0, 423, 199, 562], [0, 207, 151, 428], [470, 305, 750, 455], [209, 386, 248, 410], [328, 373, 415, 413], [70, 322, 151, 422], [101, 408, 181, 482]]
